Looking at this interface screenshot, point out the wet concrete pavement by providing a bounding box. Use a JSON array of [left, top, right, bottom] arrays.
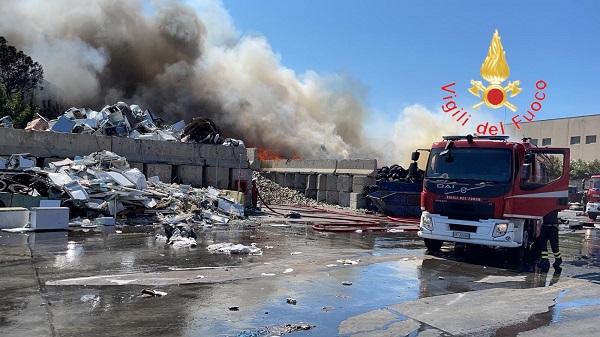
[[1, 209, 600, 336]]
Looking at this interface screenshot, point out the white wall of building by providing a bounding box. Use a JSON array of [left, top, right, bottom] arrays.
[[505, 115, 600, 161]]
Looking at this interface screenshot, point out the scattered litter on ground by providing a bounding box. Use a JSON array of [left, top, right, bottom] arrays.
[[284, 211, 301, 218], [207, 242, 262, 255], [342, 281, 353, 286], [337, 259, 360, 265], [286, 298, 297, 305], [141, 288, 167, 297]]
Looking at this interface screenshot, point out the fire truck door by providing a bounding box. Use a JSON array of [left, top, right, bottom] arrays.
[[507, 148, 570, 219]]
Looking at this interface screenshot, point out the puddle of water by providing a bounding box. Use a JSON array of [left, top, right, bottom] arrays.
[[493, 288, 600, 336], [195, 260, 421, 337], [5, 222, 596, 336]]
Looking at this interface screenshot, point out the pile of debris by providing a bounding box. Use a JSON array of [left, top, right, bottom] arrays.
[[376, 164, 424, 183], [253, 171, 318, 206], [0, 116, 13, 128], [0, 150, 246, 227], [20, 102, 230, 145]]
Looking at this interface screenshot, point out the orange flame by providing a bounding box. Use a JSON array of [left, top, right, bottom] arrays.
[[257, 147, 301, 160]]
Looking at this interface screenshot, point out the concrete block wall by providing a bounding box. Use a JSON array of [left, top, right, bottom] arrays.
[[0, 129, 383, 210], [146, 163, 172, 183], [204, 166, 231, 190], [0, 128, 253, 206], [258, 158, 378, 210], [174, 165, 203, 187]]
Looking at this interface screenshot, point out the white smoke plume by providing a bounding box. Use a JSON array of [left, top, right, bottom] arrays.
[[0, 0, 470, 165]]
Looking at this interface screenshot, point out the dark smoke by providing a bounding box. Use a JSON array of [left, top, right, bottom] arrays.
[[0, 0, 462, 164]]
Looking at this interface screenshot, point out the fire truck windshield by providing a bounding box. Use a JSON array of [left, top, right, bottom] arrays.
[[426, 148, 512, 182], [593, 178, 600, 189]]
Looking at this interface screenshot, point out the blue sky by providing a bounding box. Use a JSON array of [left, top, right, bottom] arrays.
[[221, 0, 600, 124]]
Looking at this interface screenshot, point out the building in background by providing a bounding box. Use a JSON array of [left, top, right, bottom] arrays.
[[505, 115, 600, 161]]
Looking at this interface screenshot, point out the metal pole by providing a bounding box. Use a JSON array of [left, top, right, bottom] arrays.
[[215, 147, 219, 188], [237, 153, 242, 192]]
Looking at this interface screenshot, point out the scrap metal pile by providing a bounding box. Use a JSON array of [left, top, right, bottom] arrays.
[[252, 171, 318, 206], [0, 151, 245, 226], [18, 102, 228, 144]]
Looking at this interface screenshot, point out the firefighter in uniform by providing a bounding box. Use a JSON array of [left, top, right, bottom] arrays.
[[537, 221, 562, 272]]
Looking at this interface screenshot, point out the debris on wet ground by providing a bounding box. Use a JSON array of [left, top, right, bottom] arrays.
[[141, 288, 167, 297], [337, 259, 360, 265], [229, 306, 240, 311], [286, 298, 297, 305], [207, 242, 262, 255], [0, 150, 247, 231], [284, 211, 301, 218], [237, 323, 315, 337], [342, 281, 353, 286]]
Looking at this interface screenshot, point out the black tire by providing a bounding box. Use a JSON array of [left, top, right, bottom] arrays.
[[424, 238, 443, 251], [590, 214, 598, 221], [464, 243, 481, 256]]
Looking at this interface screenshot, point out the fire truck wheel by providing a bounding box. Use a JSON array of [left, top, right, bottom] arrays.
[[590, 214, 598, 221], [424, 239, 443, 252]]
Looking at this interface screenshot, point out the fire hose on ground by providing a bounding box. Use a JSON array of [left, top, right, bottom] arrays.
[[252, 180, 420, 232]]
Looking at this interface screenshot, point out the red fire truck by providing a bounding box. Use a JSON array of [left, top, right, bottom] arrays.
[[584, 175, 600, 221], [416, 135, 570, 259]]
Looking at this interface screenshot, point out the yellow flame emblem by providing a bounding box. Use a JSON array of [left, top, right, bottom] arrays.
[[469, 30, 522, 111]]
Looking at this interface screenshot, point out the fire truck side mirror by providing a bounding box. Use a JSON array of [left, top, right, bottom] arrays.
[[408, 162, 418, 177], [411, 151, 420, 161], [524, 153, 534, 164], [521, 164, 531, 181]]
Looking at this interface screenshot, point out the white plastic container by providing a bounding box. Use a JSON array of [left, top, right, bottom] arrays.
[[0, 207, 30, 229], [93, 217, 116, 226], [29, 207, 69, 230]]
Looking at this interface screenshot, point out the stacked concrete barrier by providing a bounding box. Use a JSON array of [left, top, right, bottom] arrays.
[[257, 158, 377, 209], [0, 128, 253, 207], [0, 129, 383, 210]]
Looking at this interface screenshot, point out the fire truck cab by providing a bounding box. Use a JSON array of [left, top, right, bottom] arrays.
[[417, 135, 570, 260], [584, 175, 600, 221]]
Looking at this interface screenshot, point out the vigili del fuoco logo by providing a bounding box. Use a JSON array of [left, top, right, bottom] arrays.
[[440, 29, 547, 135]]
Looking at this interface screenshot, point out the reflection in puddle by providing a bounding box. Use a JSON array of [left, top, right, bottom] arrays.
[[583, 228, 600, 266]]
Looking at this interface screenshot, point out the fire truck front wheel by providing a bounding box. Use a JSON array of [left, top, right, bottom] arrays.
[[424, 238, 443, 252], [589, 213, 598, 221]]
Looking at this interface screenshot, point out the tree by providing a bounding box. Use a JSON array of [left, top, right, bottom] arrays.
[[0, 36, 44, 100], [569, 159, 589, 180], [546, 155, 563, 180], [0, 88, 38, 128], [588, 159, 600, 176]]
